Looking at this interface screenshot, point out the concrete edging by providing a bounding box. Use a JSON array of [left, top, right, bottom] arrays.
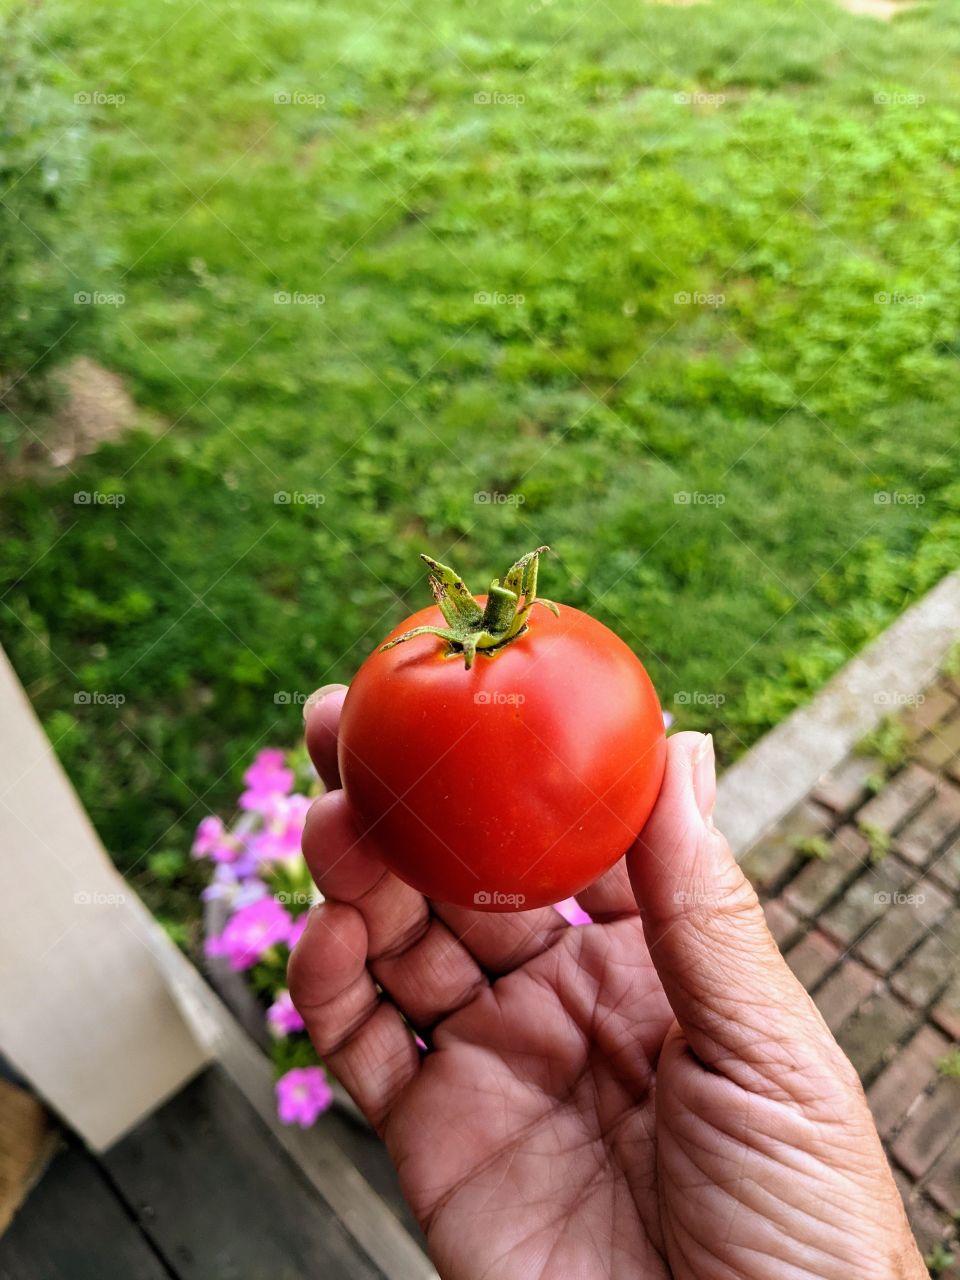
[[715, 570, 960, 858]]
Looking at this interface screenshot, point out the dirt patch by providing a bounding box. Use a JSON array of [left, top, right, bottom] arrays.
[[50, 358, 139, 462], [4, 357, 147, 478]]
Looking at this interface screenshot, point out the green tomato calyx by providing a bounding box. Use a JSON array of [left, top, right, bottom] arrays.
[[380, 546, 559, 669]]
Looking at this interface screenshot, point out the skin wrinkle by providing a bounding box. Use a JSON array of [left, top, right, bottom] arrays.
[[662, 1134, 878, 1254], [418, 994, 661, 1261], [661, 1077, 885, 1197], [467, 1139, 658, 1280], [551, 939, 663, 1105], [715, 1089, 753, 1259], [333, 1043, 416, 1134], [390, 1068, 532, 1210], [534, 1181, 649, 1280], [661, 1147, 876, 1280], [712, 1231, 887, 1280], [408, 1082, 561, 1233], [658, 1117, 896, 1275], [298, 984, 381, 1056], [363, 893, 431, 960], [663, 982, 847, 1107], [479, 918, 568, 976], [733, 1090, 883, 1180]]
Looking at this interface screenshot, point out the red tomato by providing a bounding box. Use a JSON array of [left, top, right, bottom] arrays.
[[338, 552, 666, 912]]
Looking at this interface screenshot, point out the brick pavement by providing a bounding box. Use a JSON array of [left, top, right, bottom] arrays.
[[742, 672, 960, 1274]]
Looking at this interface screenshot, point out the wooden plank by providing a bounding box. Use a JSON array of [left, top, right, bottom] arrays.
[[316, 1107, 424, 1245], [136, 895, 437, 1280], [102, 1067, 386, 1280], [0, 1144, 172, 1280], [204, 898, 421, 1239]]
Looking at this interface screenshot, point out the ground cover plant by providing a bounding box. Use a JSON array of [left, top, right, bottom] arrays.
[[2, 0, 960, 942]]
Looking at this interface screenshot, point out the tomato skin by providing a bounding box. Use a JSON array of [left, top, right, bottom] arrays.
[[338, 602, 666, 912]]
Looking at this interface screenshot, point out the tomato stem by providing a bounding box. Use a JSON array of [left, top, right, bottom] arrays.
[[380, 546, 559, 668]]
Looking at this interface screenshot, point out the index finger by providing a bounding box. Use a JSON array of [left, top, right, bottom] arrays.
[[303, 684, 348, 789]]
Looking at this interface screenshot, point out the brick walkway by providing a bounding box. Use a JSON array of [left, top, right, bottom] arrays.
[[741, 672, 960, 1274]]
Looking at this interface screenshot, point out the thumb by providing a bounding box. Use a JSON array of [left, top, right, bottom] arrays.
[[629, 732, 839, 1095]]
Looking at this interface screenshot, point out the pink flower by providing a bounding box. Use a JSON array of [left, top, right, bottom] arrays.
[[275, 1067, 333, 1127], [267, 989, 305, 1037], [662, 710, 674, 730], [554, 896, 592, 926], [205, 896, 292, 971], [287, 912, 310, 951], [193, 815, 224, 855], [250, 793, 312, 862], [239, 749, 295, 812], [192, 815, 242, 863]]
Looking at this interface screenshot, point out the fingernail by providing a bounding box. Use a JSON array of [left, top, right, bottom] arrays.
[[302, 683, 347, 721], [692, 734, 716, 822]]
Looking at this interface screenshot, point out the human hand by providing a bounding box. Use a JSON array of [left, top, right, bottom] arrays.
[[289, 689, 925, 1279]]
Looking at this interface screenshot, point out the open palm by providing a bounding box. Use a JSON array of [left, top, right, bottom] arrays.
[[290, 691, 924, 1280]]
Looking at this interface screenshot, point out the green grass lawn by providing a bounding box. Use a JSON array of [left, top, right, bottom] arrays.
[[2, 0, 960, 939]]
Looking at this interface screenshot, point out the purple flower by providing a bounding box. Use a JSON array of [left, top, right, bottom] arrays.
[[205, 896, 292, 971], [275, 1067, 333, 1127], [267, 989, 305, 1037], [239, 749, 295, 812], [199, 857, 265, 902], [554, 896, 592, 926], [233, 876, 271, 909], [662, 710, 674, 730]]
